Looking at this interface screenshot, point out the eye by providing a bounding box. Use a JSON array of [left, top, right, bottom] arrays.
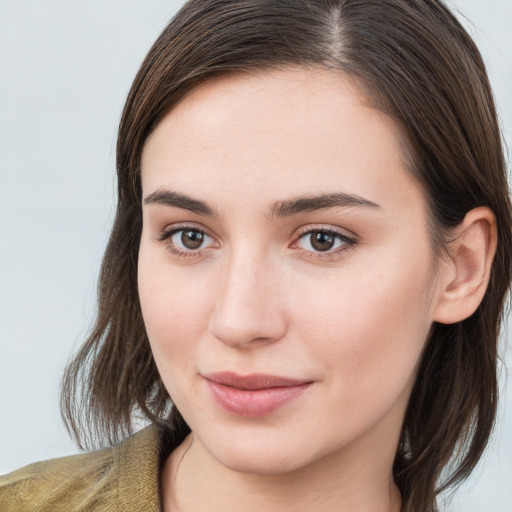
[[294, 228, 356, 255], [158, 226, 216, 256]]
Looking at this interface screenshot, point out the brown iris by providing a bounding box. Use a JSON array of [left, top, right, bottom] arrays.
[[310, 231, 336, 252], [181, 230, 205, 249]]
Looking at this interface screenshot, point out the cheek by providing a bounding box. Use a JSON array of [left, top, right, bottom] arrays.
[[137, 244, 212, 385], [291, 250, 435, 409]]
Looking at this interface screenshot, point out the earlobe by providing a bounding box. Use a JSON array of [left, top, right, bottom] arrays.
[[433, 207, 497, 324]]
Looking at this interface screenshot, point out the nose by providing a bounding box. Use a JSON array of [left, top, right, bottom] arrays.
[[209, 251, 288, 348]]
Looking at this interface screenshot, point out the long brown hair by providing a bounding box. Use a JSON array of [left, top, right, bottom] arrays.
[[61, 1, 512, 510]]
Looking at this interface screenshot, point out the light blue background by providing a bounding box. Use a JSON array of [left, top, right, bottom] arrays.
[[1, 1, 510, 510]]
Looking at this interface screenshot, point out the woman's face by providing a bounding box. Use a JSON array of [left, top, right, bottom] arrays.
[[138, 67, 443, 474]]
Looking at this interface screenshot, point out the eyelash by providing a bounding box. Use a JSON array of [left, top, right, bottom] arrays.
[[156, 224, 357, 260], [293, 226, 357, 259], [157, 224, 216, 260]]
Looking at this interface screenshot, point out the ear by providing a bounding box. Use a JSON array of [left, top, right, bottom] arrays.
[[433, 207, 497, 324]]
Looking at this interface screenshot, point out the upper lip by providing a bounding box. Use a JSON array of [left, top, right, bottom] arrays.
[[204, 371, 312, 390]]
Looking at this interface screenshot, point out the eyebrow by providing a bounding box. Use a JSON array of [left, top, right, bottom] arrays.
[[143, 189, 216, 217], [270, 193, 380, 217], [143, 189, 380, 218]]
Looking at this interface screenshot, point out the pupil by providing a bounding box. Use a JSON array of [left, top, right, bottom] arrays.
[[311, 232, 334, 252], [181, 230, 204, 249]]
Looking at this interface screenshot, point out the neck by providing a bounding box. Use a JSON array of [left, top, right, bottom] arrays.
[[162, 432, 402, 512]]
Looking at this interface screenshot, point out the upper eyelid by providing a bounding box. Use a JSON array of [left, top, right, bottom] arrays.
[[293, 224, 357, 241], [158, 222, 214, 239], [160, 221, 208, 232]]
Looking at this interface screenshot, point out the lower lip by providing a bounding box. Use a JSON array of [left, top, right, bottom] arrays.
[[206, 380, 312, 417]]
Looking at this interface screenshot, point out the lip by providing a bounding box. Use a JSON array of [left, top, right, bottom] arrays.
[[203, 372, 313, 417]]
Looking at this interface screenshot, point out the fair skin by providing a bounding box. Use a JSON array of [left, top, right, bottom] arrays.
[[138, 67, 496, 512]]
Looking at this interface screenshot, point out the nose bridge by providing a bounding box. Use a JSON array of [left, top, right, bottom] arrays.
[[209, 244, 286, 347]]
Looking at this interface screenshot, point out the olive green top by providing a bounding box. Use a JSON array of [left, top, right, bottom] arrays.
[[0, 423, 177, 512]]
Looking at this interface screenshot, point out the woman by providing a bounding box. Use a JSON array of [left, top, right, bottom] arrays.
[[1, 0, 510, 511]]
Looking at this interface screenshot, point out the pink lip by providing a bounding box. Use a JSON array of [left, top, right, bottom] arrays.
[[203, 372, 313, 417]]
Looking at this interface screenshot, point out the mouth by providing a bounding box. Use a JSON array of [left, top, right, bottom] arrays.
[[203, 371, 313, 417]]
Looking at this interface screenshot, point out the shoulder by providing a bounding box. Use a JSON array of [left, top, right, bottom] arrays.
[[0, 423, 175, 512], [0, 444, 116, 512]]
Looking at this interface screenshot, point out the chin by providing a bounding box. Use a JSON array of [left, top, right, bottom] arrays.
[[196, 425, 326, 476], [215, 447, 309, 475]]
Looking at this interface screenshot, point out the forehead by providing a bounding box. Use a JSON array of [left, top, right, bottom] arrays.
[[140, 67, 422, 216]]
